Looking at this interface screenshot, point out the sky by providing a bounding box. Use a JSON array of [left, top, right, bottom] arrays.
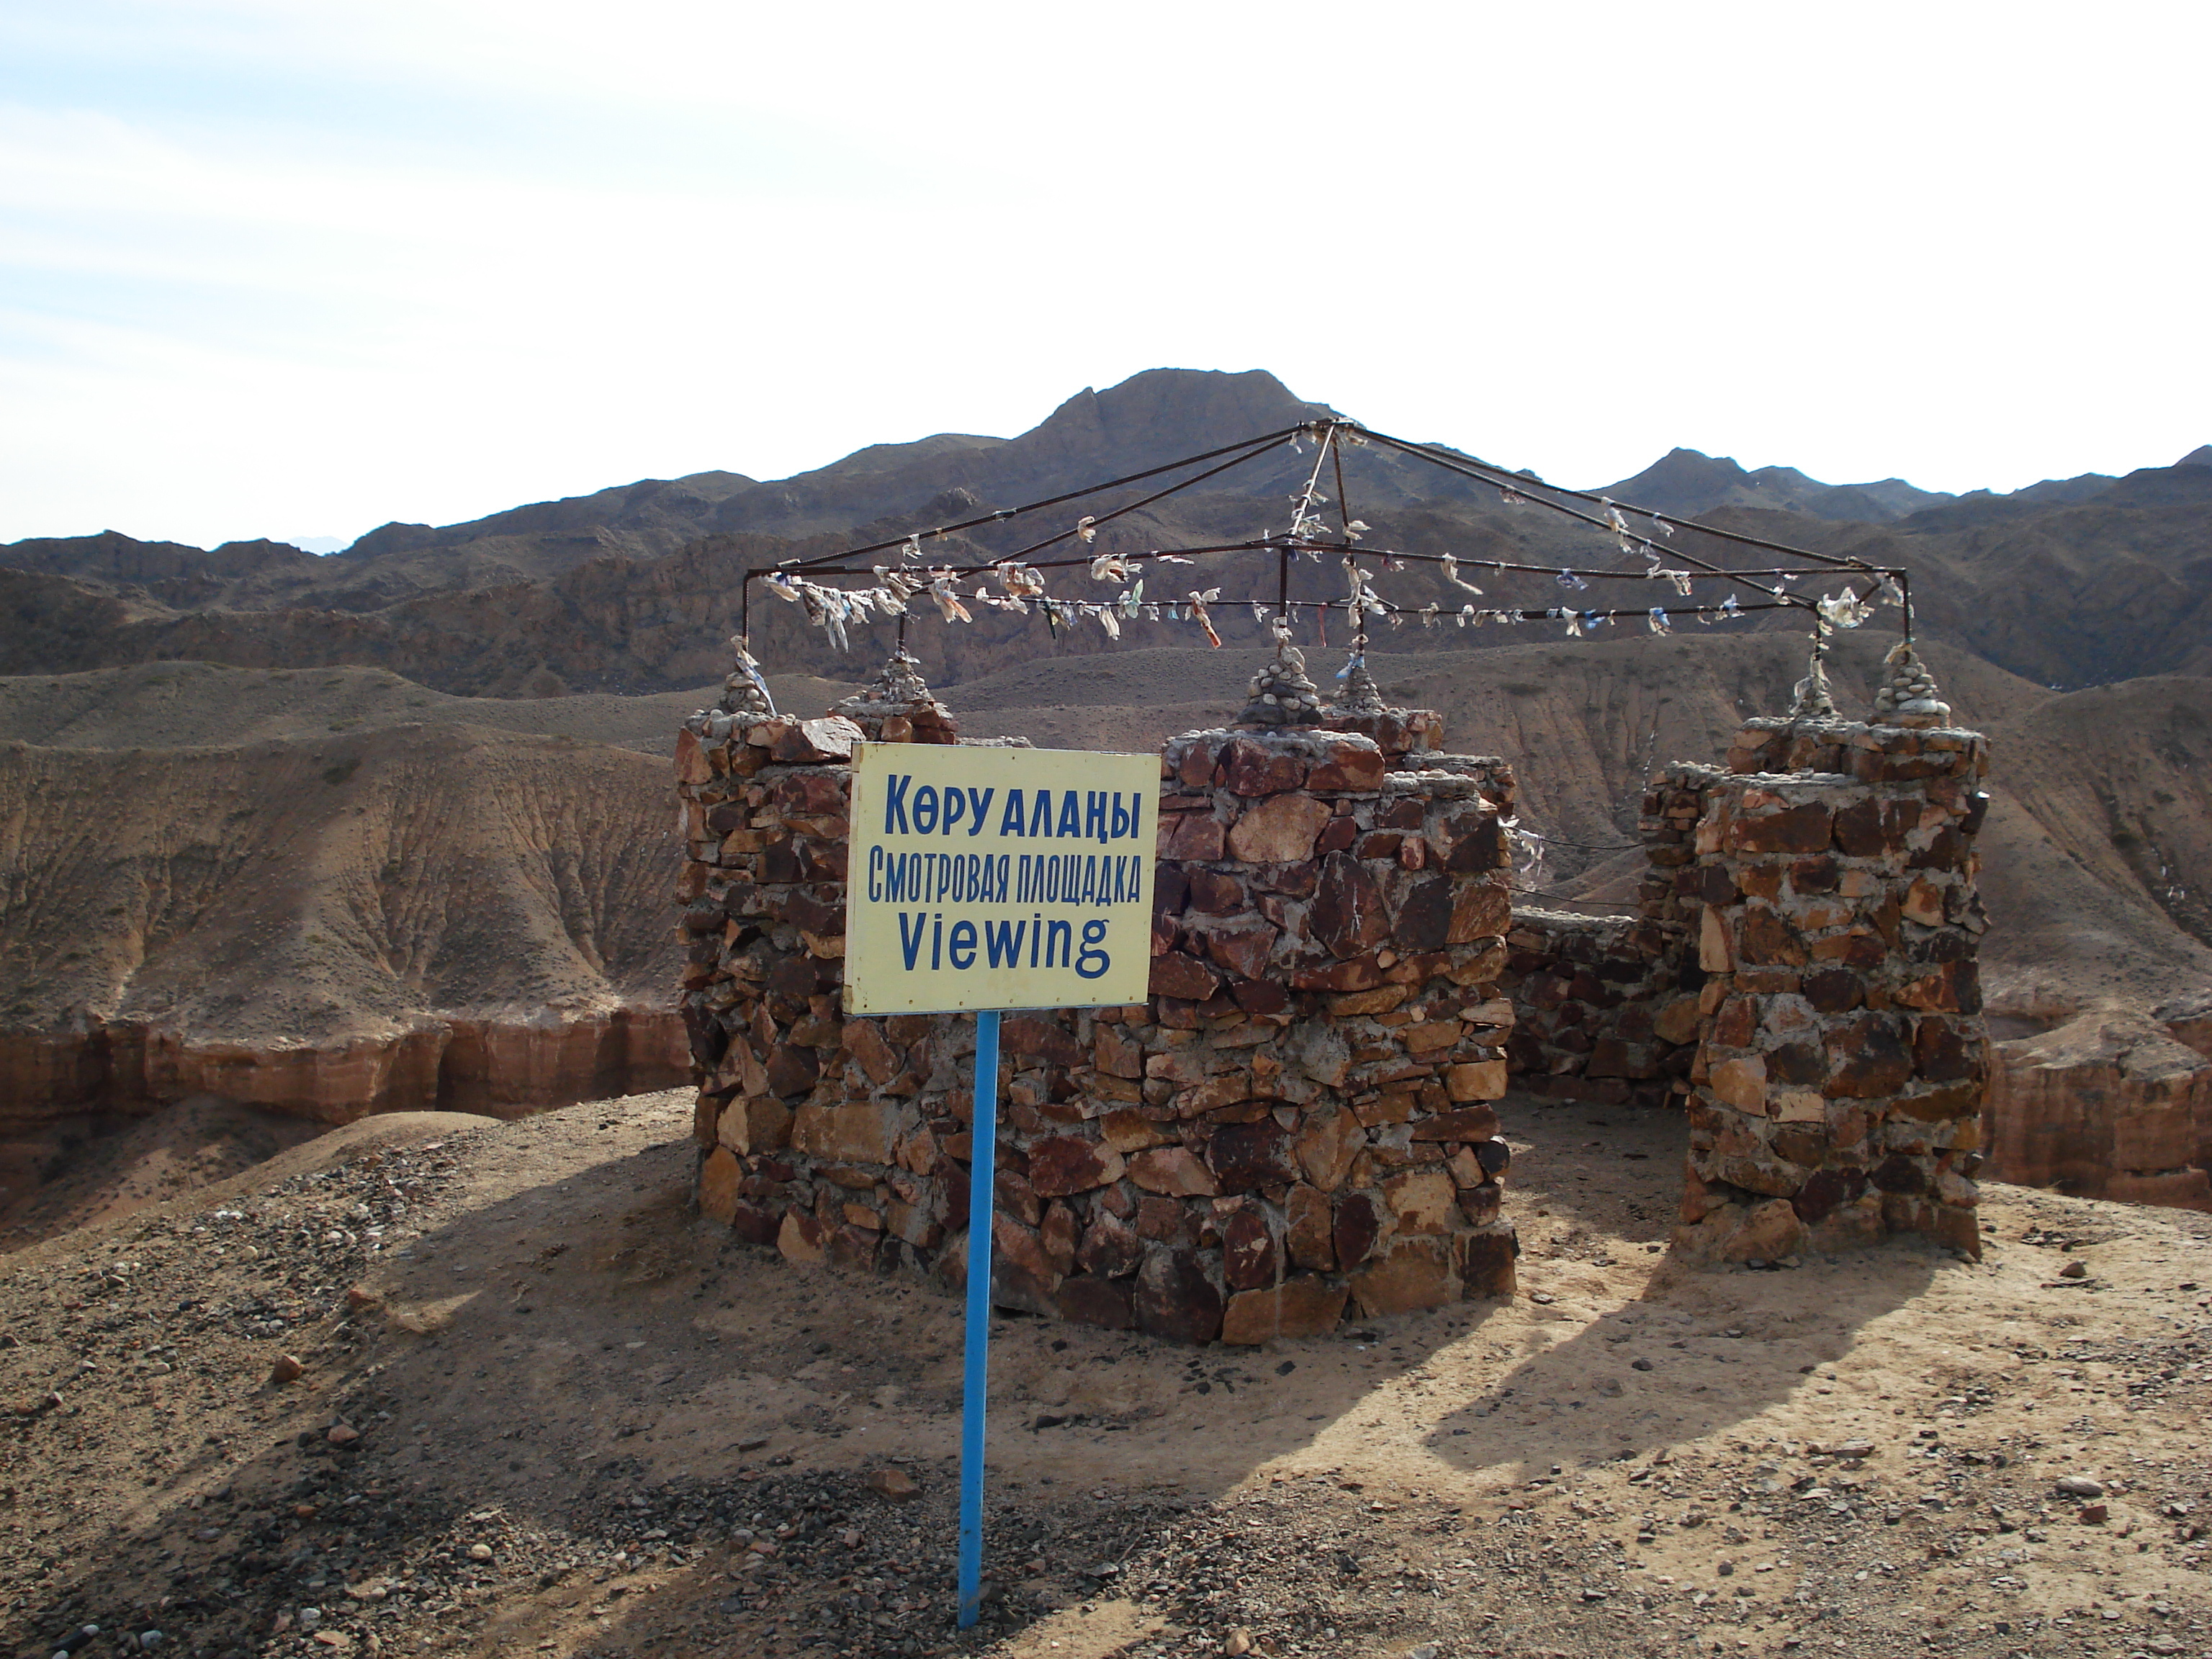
[[3, 0, 2207, 551]]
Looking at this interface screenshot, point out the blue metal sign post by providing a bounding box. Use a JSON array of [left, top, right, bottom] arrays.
[[840, 743, 1159, 1630], [956, 1007, 1002, 1629]]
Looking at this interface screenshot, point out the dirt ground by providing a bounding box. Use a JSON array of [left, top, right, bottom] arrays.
[[5, 1088, 2212, 1659]]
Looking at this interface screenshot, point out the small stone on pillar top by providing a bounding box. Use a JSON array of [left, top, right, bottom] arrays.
[[1788, 642, 1837, 721], [719, 638, 778, 723], [1236, 619, 1326, 727], [832, 645, 959, 743], [1335, 652, 1389, 718], [1871, 639, 1951, 729]]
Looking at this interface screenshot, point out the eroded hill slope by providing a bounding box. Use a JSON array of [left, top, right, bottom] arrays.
[[0, 722, 691, 1128]]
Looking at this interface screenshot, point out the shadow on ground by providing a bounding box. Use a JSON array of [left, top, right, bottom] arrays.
[[1, 1088, 1951, 1659]]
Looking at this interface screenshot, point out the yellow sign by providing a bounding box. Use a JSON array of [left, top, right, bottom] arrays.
[[844, 743, 1159, 1015]]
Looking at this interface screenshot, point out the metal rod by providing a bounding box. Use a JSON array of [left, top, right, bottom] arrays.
[[956, 1007, 1003, 1630], [1356, 426, 1879, 575]]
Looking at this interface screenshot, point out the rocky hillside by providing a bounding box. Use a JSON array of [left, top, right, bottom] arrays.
[[6, 369, 2210, 698]]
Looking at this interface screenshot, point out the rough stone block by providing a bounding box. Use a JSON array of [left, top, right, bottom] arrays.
[[1207, 1119, 1298, 1191], [719, 1094, 793, 1155], [1135, 1249, 1225, 1345], [1221, 1277, 1350, 1344], [1159, 811, 1227, 861], [1056, 1275, 1137, 1329], [1407, 1105, 1501, 1142], [1221, 1205, 1281, 1290], [1313, 853, 1390, 957], [1443, 1061, 1507, 1102], [792, 1101, 905, 1164], [1219, 737, 1308, 797], [1028, 1135, 1127, 1197], [777, 1210, 826, 1264], [1227, 793, 1334, 862], [1333, 1190, 1388, 1267], [1128, 1146, 1220, 1197], [1381, 1169, 1457, 1234], [1455, 1228, 1519, 1295], [1349, 1237, 1457, 1317], [1148, 952, 1223, 1003], [698, 1146, 742, 1225]]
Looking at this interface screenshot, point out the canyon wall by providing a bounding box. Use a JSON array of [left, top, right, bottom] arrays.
[[0, 1007, 688, 1129], [1984, 1012, 2212, 1210]]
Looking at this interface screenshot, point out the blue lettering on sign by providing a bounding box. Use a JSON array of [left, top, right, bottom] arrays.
[[1076, 919, 1110, 979], [868, 765, 1150, 986], [983, 918, 1026, 967]]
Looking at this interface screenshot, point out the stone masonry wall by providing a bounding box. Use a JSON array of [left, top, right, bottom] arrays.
[[673, 703, 1524, 1346], [1648, 717, 1994, 1262], [1501, 910, 1699, 1110]]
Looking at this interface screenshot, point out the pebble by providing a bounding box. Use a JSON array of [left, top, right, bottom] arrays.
[[326, 1423, 361, 1446], [2059, 1260, 2088, 1280], [469, 1542, 495, 1561], [1814, 1439, 1876, 1459], [865, 1466, 920, 1501], [270, 1354, 305, 1385], [2056, 1475, 2105, 1499]]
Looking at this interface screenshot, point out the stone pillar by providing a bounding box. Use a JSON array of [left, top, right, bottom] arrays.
[[671, 701, 1522, 1344], [1654, 717, 1993, 1261]]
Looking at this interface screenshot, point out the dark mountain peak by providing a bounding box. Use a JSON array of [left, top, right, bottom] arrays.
[[2, 529, 318, 586], [1022, 369, 1335, 470], [1596, 449, 1951, 524], [2179, 444, 2212, 469], [1597, 449, 1767, 516], [346, 522, 439, 559]]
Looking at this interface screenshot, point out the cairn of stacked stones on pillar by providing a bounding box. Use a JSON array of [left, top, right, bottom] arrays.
[[673, 640, 1524, 1344]]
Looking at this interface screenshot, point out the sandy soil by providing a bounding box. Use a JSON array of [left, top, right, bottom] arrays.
[[5, 1089, 2212, 1659]]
